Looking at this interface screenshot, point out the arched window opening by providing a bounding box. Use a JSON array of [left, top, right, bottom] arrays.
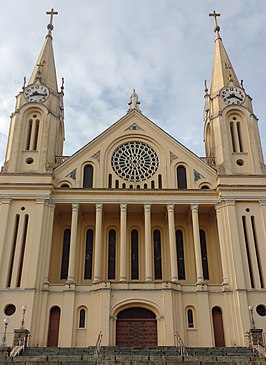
[[200, 185, 210, 189], [60, 183, 70, 188], [60, 228, 71, 279], [144, 184, 147, 189], [177, 166, 187, 189], [115, 180, 119, 188], [187, 309, 194, 328], [79, 308, 86, 328], [199, 229, 209, 280], [47, 306, 61, 347], [158, 174, 162, 189], [122, 183, 126, 189], [131, 229, 139, 280], [108, 174, 112, 188], [230, 122, 236, 152], [84, 229, 93, 280], [25, 113, 41, 151], [151, 180, 155, 189], [153, 230, 162, 280], [176, 229, 185, 280], [108, 229, 116, 280], [83, 164, 93, 188], [17, 214, 29, 287], [212, 307, 225, 347], [237, 122, 243, 152]]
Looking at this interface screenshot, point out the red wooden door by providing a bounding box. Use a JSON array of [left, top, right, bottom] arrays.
[[47, 307, 61, 347], [116, 308, 157, 348], [212, 307, 225, 347]]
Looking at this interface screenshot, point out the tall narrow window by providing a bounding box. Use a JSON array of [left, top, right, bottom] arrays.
[[25, 113, 41, 150], [108, 229, 116, 280], [7, 214, 20, 287], [242, 216, 254, 288], [60, 228, 71, 279], [84, 229, 93, 279], [108, 174, 112, 188], [131, 229, 139, 280], [187, 309, 194, 328], [153, 230, 162, 280], [79, 308, 86, 328], [177, 166, 187, 189], [237, 122, 243, 152], [17, 214, 29, 287], [251, 216, 264, 288], [176, 229, 185, 280], [83, 164, 93, 188], [158, 174, 162, 189], [230, 122, 236, 152], [26, 120, 33, 150], [199, 229, 209, 280]]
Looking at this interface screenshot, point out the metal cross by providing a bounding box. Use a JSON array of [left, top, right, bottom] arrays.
[[209, 10, 221, 29], [46, 8, 58, 27]]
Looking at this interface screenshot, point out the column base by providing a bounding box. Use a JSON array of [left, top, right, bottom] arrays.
[[145, 277, 153, 282], [92, 278, 101, 284], [119, 277, 127, 282]]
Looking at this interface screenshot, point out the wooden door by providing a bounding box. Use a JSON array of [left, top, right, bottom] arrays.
[[47, 306, 61, 347], [212, 307, 225, 347], [116, 308, 157, 348]]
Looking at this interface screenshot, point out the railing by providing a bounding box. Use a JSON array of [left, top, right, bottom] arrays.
[[94, 331, 103, 358], [174, 331, 188, 357], [0, 332, 14, 348], [245, 331, 266, 357], [200, 157, 216, 166], [55, 156, 70, 166]]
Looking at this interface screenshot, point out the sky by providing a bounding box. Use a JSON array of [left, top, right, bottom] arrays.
[[1, 0, 266, 166]]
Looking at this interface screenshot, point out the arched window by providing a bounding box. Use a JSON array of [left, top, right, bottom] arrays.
[[200, 229, 209, 279], [153, 230, 162, 280], [79, 308, 86, 328], [108, 174, 112, 188], [158, 174, 162, 189], [177, 166, 187, 189], [84, 229, 94, 279], [187, 308, 194, 328], [83, 164, 93, 188], [151, 180, 155, 189], [108, 229, 116, 280], [131, 229, 139, 280], [25, 112, 41, 151], [60, 228, 71, 279], [115, 180, 119, 188], [176, 229, 185, 280]]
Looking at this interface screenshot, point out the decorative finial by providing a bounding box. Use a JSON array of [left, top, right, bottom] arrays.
[[128, 89, 140, 112], [46, 8, 58, 37], [209, 10, 221, 38], [204, 80, 209, 95], [22, 77, 26, 90], [241, 80, 245, 91], [61, 77, 65, 93]]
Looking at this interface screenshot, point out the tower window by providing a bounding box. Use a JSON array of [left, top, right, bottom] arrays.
[[79, 308, 86, 328], [108, 229, 116, 280], [187, 308, 194, 328], [176, 229, 185, 280], [83, 164, 94, 188], [131, 229, 139, 280], [177, 166, 187, 189], [60, 228, 71, 279], [199, 229, 209, 280], [25, 114, 41, 151], [153, 229, 162, 280], [84, 229, 94, 280]]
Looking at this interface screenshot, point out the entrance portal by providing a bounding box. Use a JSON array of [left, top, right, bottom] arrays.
[[116, 307, 157, 348], [47, 306, 61, 347], [212, 307, 225, 347]]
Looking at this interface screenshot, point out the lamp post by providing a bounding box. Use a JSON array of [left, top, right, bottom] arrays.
[[2, 318, 10, 347], [248, 305, 255, 329], [21, 305, 27, 329]]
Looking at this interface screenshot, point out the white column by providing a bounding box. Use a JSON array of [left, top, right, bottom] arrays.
[[144, 204, 152, 282], [215, 203, 229, 285], [67, 203, 79, 284], [167, 205, 178, 282], [43, 202, 56, 284], [119, 204, 127, 282], [0, 199, 11, 287], [191, 205, 204, 284], [93, 203, 103, 283]]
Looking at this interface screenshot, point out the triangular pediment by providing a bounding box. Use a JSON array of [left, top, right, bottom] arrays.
[[54, 110, 216, 189]]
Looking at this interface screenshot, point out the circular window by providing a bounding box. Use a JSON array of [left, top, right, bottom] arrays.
[[256, 305, 266, 317], [26, 157, 34, 165], [236, 159, 244, 166], [111, 141, 159, 182], [4, 304, 16, 316]]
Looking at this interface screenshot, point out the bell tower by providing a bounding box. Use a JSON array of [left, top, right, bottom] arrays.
[[204, 11, 265, 175], [3, 9, 64, 174]]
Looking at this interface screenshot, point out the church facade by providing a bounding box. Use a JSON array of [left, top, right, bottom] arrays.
[[0, 10, 266, 348]]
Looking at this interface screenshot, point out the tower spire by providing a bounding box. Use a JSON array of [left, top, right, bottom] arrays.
[[209, 11, 240, 96], [28, 9, 59, 92]]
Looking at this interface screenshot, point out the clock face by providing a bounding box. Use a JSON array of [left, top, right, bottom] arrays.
[[24, 84, 49, 103], [220, 87, 245, 105]]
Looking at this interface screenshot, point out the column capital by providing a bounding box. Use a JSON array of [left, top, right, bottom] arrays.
[[0, 198, 12, 205], [120, 203, 127, 211], [72, 203, 79, 210], [144, 204, 151, 211], [191, 204, 198, 212], [35, 198, 46, 205], [96, 203, 103, 211], [167, 204, 175, 212]]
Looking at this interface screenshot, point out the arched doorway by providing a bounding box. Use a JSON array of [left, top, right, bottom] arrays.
[[116, 307, 157, 348], [212, 307, 225, 347], [47, 306, 61, 347]]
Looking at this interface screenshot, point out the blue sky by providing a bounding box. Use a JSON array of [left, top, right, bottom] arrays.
[[1, 0, 266, 166]]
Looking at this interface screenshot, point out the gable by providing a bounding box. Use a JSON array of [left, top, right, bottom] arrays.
[[54, 110, 217, 189]]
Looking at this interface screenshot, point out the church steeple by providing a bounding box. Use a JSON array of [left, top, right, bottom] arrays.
[[28, 9, 58, 92], [209, 11, 240, 96], [3, 9, 64, 174]]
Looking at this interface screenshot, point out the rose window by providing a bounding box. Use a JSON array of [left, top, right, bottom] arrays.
[[111, 141, 159, 182]]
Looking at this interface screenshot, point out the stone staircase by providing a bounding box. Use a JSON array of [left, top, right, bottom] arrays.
[[0, 346, 265, 364]]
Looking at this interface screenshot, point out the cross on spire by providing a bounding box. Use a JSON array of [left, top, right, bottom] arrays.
[[46, 8, 58, 35], [209, 10, 221, 36]]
